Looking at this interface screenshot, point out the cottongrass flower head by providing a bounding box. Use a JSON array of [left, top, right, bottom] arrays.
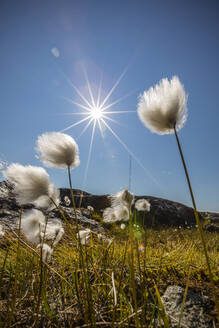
[[87, 205, 94, 212], [137, 76, 187, 135], [36, 132, 80, 169], [103, 207, 117, 223], [77, 228, 91, 245], [44, 219, 64, 247], [120, 223, 126, 230], [20, 209, 45, 245], [135, 199, 151, 212], [114, 205, 129, 222], [103, 205, 129, 223], [64, 195, 71, 206], [0, 225, 5, 238], [111, 189, 134, 208], [4, 163, 59, 208], [37, 243, 53, 262]]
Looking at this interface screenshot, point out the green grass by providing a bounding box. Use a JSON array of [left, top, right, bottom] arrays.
[[0, 222, 218, 327]]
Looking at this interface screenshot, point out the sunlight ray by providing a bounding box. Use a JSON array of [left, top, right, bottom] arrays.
[[103, 110, 136, 114], [97, 70, 104, 108], [60, 116, 91, 133], [102, 115, 121, 125], [83, 120, 97, 188], [60, 71, 93, 109], [82, 65, 96, 108], [53, 112, 89, 116], [101, 119, 162, 189], [61, 113, 90, 116], [99, 66, 128, 109], [97, 118, 104, 139], [101, 90, 136, 111], [62, 96, 92, 112], [77, 118, 94, 140]]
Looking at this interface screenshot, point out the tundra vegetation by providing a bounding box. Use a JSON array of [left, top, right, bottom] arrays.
[[0, 76, 218, 327]]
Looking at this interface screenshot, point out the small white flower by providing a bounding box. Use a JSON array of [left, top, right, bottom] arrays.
[[36, 132, 80, 169], [37, 243, 53, 262], [137, 76, 187, 135], [120, 223, 126, 230], [97, 233, 104, 240], [64, 196, 71, 206], [4, 163, 59, 207], [77, 229, 91, 245], [20, 209, 46, 245], [87, 205, 94, 212], [135, 199, 151, 212]]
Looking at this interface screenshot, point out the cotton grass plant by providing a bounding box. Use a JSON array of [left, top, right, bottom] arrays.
[[20, 209, 46, 245], [135, 199, 151, 212], [36, 132, 80, 227], [103, 189, 134, 224], [0, 86, 218, 326], [4, 163, 60, 209], [137, 75, 219, 317], [36, 131, 97, 322]]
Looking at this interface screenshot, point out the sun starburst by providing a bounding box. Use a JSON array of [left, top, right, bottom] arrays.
[[60, 67, 161, 189]]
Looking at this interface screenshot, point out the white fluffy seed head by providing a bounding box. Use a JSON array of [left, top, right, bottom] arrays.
[[20, 209, 46, 245], [37, 243, 53, 262], [44, 220, 64, 246], [103, 207, 117, 223], [114, 205, 129, 222], [36, 132, 80, 169], [120, 223, 126, 230], [110, 189, 134, 208], [137, 76, 187, 135], [77, 229, 91, 245], [103, 205, 129, 223], [87, 205, 94, 212], [4, 163, 59, 207], [135, 199, 151, 212], [64, 196, 71, 206]]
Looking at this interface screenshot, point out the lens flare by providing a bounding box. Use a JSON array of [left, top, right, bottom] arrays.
[[61, 67, 161, 190]]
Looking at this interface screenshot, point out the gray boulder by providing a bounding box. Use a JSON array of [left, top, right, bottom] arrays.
[[161, 285, 212, 328]]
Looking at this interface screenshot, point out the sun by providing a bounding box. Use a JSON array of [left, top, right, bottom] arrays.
[[89, 106, 103, 120], [60, 67, 159, 189]]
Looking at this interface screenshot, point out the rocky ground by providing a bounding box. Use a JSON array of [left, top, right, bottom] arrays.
[[0, 180, 218, 232], [0, 180, 218, 327]]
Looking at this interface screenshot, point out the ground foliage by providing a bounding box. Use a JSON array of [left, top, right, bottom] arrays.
[[0, 219, 218, 327]]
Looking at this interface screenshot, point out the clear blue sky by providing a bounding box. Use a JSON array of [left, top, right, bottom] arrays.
[[1, 0, 219, 212]]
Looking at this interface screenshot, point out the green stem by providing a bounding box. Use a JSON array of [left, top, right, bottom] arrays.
[[8, 207, 22, 327], [67, 165, 79, 226], [67, 165, 89, 323], [174, 126, 219, 318], [35, 214, 48, 327]]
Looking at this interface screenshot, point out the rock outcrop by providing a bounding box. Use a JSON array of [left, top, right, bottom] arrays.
[[60, 188, 199, 228], [160, 285, 212, 328], [0, 181, 218, 230], [0, 181, 103, 232]]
